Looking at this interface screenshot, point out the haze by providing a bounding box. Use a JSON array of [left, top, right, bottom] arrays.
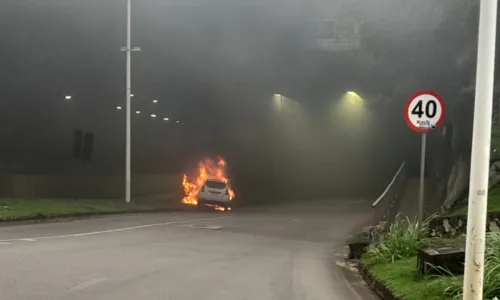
[[0, 0, 464, 199]]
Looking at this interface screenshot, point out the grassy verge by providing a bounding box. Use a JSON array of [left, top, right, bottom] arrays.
[[446, 186, 500, 216], [0, 196, 184, 221], [358, 125, 500, 299], [364, 257, 448, 300], [359, 216, 500, 300]]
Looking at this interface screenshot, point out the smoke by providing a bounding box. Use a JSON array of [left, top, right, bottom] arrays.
[[0, 0, 461, 200]]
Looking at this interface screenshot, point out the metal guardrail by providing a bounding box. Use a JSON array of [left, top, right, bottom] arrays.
[[371, 161, 407, 225], [372, 161, 406, 207]]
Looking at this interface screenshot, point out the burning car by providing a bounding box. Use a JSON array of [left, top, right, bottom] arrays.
[[182, 156, 235, 211], [197, 179, 233, 210]]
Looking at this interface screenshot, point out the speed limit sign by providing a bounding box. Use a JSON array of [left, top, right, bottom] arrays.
[[405, 90, 446, 133], [405, 90, 445, 225]]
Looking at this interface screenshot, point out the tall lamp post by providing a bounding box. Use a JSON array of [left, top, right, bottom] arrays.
[[462, 0, 497, 299], [121, 0, 141, 203]]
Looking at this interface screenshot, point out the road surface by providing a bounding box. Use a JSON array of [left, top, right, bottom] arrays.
[[0, 199, 376, 300]]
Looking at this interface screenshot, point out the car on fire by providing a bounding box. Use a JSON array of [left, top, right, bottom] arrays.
[[197, 179, 233, 210]]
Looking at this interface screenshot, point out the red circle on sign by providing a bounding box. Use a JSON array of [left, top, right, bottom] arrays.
[[404, 90, 446, 133]]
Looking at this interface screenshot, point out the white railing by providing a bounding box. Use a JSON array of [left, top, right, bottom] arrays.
[[372, 161, 406, 208]]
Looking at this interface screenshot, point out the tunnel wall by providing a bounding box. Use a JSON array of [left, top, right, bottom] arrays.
[[0, 93, 407, 202], [0, 173, 181, 199], [214, 94, 406, 201]]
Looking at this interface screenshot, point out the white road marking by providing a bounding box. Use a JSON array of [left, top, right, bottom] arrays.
[[70, 277, 107, 292], [0, 242, 10, 245], [0, 216, 231, 243], [185, 224, 223, 230]]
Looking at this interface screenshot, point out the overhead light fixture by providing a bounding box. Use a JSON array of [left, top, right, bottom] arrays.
[[345, 91, 364, 104], [136, 110, 140, 114], [153, 100, 158, 103], [163, 117, 169, 121], [65, 95, 72, 100], [151, 114, 157, 118], [116, 106, 122, 110]]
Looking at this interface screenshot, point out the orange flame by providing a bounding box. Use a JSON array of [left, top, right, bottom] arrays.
[[182, 156, 235, 206]]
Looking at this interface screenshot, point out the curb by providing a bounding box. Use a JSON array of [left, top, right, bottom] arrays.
[[0, 207, 191, 224], [358, 262, 401, 300]]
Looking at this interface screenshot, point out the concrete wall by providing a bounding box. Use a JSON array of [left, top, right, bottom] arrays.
[[268, 94, 404, 199], [430, 212, 500, 238], [0, 173, 182, 199]]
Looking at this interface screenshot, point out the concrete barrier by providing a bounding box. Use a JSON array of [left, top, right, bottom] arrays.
[[0, 173, 182, 199]]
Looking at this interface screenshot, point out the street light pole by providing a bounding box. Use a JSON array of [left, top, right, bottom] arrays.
[[125, 0, 131, 204], [121, 0, 141, 203], [462, 0, 497, 299]]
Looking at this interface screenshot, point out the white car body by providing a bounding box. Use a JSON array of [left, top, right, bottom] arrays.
[[197, 179, 232, 207]]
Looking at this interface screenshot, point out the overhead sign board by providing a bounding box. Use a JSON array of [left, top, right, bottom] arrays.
[[303, 19, 362, 52]]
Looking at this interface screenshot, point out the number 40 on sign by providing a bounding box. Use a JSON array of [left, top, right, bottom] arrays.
[[405, 90, 446, 133]]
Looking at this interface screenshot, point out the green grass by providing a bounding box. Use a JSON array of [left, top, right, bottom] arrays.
[[361, 226, 499, 300], [360, 217, 468, 300], [366, 257, 449, 300], [363, 214, 432, 265], [0, 196, 182, 220], [429, 232, 500, 300], [446, 186, 500, 216]]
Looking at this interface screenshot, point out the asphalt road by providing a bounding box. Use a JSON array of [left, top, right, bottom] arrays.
[[0, 199, 377, 300]]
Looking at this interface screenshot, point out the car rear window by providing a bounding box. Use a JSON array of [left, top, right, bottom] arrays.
[[205, 180, 227, 189]]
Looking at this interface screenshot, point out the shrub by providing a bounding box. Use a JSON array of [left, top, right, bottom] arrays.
[[363, 214, 433, 265]]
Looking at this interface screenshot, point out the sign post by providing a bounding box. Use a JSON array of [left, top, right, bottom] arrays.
[[404, 90, 446, 223], [419, 131, 427, 224]]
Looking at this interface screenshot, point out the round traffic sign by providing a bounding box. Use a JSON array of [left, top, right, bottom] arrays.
[[404, 90, 446, 133]]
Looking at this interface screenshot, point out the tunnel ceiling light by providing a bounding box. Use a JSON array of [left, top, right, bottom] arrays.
[[344, 91, 364, 104], [347, 91, 361, 97]]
